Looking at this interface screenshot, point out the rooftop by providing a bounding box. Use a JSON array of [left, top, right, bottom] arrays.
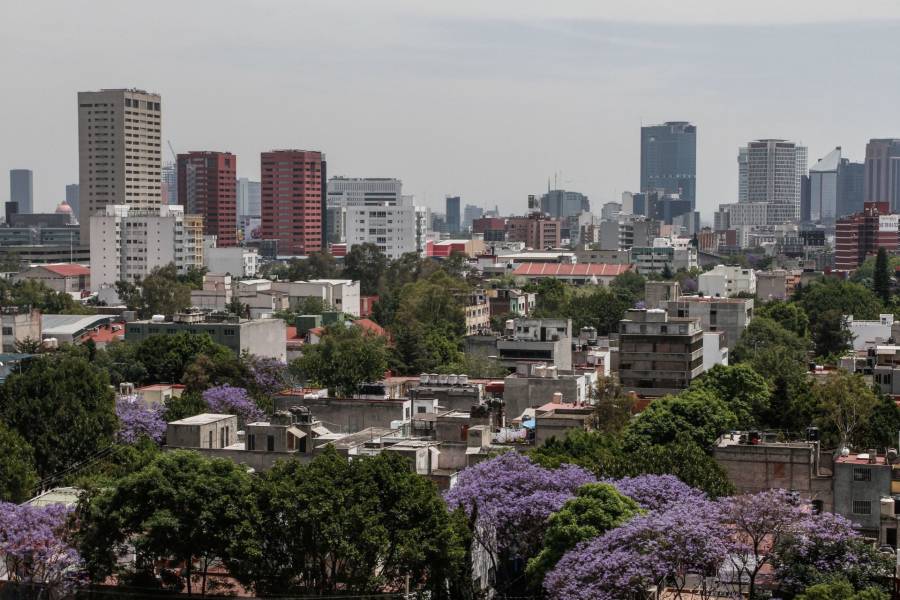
[[169, 413, 234, 426], [25, 487, 82, 508], [513, 263, 632, 277], [835, 452, 891, 466], [42, 314, 114, 337], [37, 264, 90, 277]]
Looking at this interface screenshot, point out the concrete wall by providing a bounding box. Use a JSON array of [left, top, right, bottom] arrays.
[[274, 395, 405, 433], [167, 415, 238, 449], [833, 462, 892, 534], [239, 318, 287, 361], [504, 376, 581, 421]]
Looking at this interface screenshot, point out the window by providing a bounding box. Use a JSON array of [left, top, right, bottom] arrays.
[[853, 467, 872, 482], [207, 430, 213, 448], [247, 434, 255, 450], [267, 435, 275, 452], [1, 327, 11, 335], [852, 500, 872, 515]]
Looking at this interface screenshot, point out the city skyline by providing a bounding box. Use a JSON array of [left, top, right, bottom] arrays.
[[3, 1, 900, 219]]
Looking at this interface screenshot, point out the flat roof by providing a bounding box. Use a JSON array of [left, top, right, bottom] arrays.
[[42, 314, 113, 336], [25, 487, 82, 508], [323, 427, 395, 449], [169, 413, 234, 425]]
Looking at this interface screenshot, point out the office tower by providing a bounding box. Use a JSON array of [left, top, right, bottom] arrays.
[[65, 184, 79, 219], [177, 151, 237, 247], [737, 147, 748, 203], [740, 139, 807, 224], [345, 196, 417, 259], [505, 214, 562, 249], [90, 204, 203, 290], [462, 204, 484, 230], [78, 89, 162, 241], [161, 162, 177, 205], [640, 121, 697, 209], [9, 170, 33, 214], [863, 139, 900, 211], [327, 177, 403, 206], [540, 189, 590, 219], [835, 202, 899, 272], [808, 147, 866, 225], [601, 202, 622, 221], [414, 205, 431, 254], [237, 178, 262, 218], [260, 150, 326, 256], [445, 196, 461, 234]]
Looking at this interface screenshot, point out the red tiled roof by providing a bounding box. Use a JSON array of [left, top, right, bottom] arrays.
[[40, 264, 90, 277], [354, 318, 386, 337], [512, 263, 632, 277], [84, 323, 125, 344]]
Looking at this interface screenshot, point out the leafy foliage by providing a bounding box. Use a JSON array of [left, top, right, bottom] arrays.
[[116, 263, 192, 318], [115, 397, 166, 444], [343, 242, 389, 295], [0, 502, 81, 594], [0, 278, 91, 314], [689, 363, 771, 429], [292, 321, 388, 396], [132, 331, 232, 385], [202, 384, 265, 424], [622, 389, 738, 451], [757, 300, 810, 338], [0, 421, 39, 503]]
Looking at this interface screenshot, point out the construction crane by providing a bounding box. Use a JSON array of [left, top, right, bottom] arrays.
[[167, 140, 177, 163]]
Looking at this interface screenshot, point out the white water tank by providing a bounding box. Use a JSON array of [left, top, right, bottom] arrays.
[[420, 373, 429, 385], [459, 374, 469, 385], [438, 374, 449, 385], [882, 497, 895, 517], [151, 314, 166, 323], [547, 366, 558, 379], [448, 374, 459, 385], [534, 365, 546, 378], [552, 392, 564, 403]]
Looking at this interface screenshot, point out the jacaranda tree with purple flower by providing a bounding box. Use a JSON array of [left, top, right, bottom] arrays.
[[202, 384, 265, 424], [115, 395, 166, 444], [0, 502, 81, 595], [444, 452, 594, 594], [544, 499, 729, 600], [609, 474, 708, 512], [243, 355, 288, 397]]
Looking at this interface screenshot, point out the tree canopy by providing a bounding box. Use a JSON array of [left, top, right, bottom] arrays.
[[292, 321, 388, 396], [116, 263, 192, 318]]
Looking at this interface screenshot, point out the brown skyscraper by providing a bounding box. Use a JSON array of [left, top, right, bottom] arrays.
[[177, 151, 237, 247], [77, 89, 162, 242], [864, 139, 900, 211], [260, 150, 326, 256]]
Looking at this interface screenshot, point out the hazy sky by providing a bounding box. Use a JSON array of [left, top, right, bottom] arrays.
[[3, 1, 900, 220]]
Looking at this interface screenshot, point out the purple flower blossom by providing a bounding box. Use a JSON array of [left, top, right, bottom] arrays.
[[202, 384, 265, 424], [245, 355, 288, 396], [544, 499, 728, 600], [609, 474, 708, 512], [115, 395, 166, 444], [444, 452, 595, 559], [0, 502, 81, 592]]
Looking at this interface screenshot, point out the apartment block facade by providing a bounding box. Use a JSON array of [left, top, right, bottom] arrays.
[[177, 151, 237, 246], [260, 150, 326, 256]]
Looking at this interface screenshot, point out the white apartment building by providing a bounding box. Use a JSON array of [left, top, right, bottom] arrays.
[[345, 202, 417, 259], [698, 265, 757, 298], [733, 139, 808, 226], [327, 177, 403, 207], [204, 246, 259, 278], [90, 204, 204, 290], [415, 205, 431, 255], [78, 89, 162, 241], [271, 279, 361, 317], [630, 238, 698, 275]]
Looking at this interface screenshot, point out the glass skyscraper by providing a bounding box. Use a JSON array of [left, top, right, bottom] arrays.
[[640, 121, 697, 209]]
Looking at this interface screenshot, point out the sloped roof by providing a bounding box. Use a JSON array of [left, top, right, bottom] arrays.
[[809, 147, 842, 173], [512, 263, 632, 277], [39, 264, 90, 277]]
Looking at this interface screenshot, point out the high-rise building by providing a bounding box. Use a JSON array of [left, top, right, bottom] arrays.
[[9, 169, 33, 214], [505, 213, 562, 249], [739, 139, 807, 224], [345, 198, 417, 259], [177, 152, 237, 247], [445, 196, 461, 234], [809, 147, 866, 225], [237, 178, 262, 218], [462, 204, 484, 230], [737, 147, 748, 203], [863, 139, 900, 212], [327, 177, 403, 207], [65, 184, 79, 220], [161, 162, 178, 205], [540, 189, 590, 219], [414, 205, 431, 255], [834, 202, 899, 272], [640, 121, 697, 209], [90, 204, 203, 291], [260, 150, 326, 256], [77, 89, 162, 241]]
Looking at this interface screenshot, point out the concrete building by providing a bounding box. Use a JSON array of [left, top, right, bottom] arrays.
[[125, 310, 287, 361], [644, 280, 680, 309], [833, 451, 897, 541], [809, 147, 865, 225], [641, 122, 697, 209], [487, 288, 536, 317], [41, 314, 120, 345], [161, 162, 177, 206], [65, 184, 79, 219], [0, 307, 41, 352], [89, 204, 204, 290], [10, 169, 33, 215], [237, 177, 261, 218], [271, 279, 361, 317], [203, 246, 259, 278], [503, 365, 598, 421], [496, 318, 573, 371], [78, 89, 162, 241], [868, 345, 900, 396], [540, 189, 590, 219], [664, 296, 753, 349], [167, 413, 238, 450], [345, 201, 417, 259], [864, 138, 900, 212], [12, 264, 90, 294], [617, 308, 704, 396], [261, 150, 326, 256], [714, 433, 832, 511], [698, 264, 757, 298], [703, 331, 729, 371], [835, 202, 899, 272], [756, 269, 796, 301], [462, 204, 483, 231], [742, 139, 808, 222], [846, 314, 895, 351], [629, 241, 697, 275], [464, 289, 491, 335], [445, 196, 461, 234], [177, 151, 237, 246], [505, 214, 562, 249]]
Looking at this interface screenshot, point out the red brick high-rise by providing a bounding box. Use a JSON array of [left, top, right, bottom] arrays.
[[176, 151, 237, 246], [834, 202, 899, 272], [260, 150, 326, 256]]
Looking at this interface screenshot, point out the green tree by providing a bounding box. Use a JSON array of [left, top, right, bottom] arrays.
[[0, 353, 117, 479], [229, 448, 466, 597], [609, 270, 646, 302], [266, 252, 338, 282], [591, 376, 636, 435], [0, 279, 92, 314], [794, 277, 883, 326], [343, 242, 388, 295], [810, 309, 854, 358], [292, 322, 388, 396], [622, 389, 738, 451], [0, 421, 39, 503], [810, 371, 880, 449], [796, 579, 888, 600], [689, 363, 770, 428], [91, 340, 149, 386], [732, 316, 808, 365], [226, 294, 246, 317], [132, 331, 233, 385], [873, 247, 892, 303], [855, 392, 900, 449], [78, 451, 254, 595], [526, 483, 641, 585], [566, 286, 633, 335], [532, 278, 571, 317], [117, 263, 192, 318], [176, 265, 208, 289], [162, 391, 208, 422], [757, 300, 810, 339]]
